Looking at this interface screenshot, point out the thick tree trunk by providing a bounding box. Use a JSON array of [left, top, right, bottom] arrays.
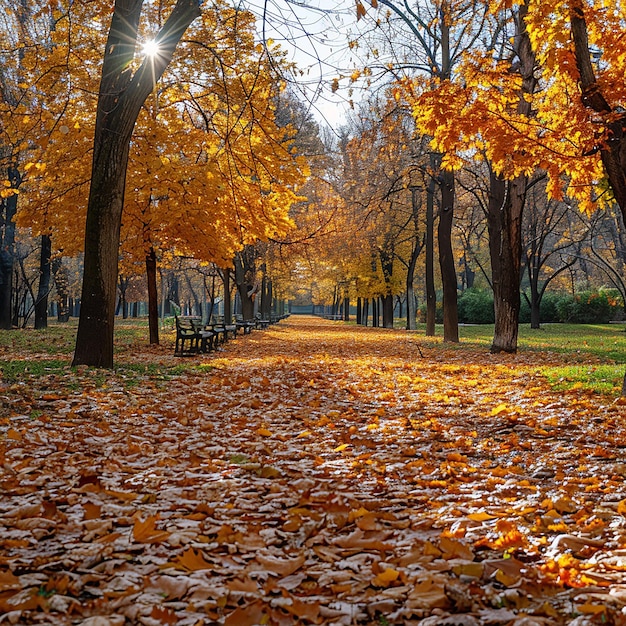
[[382, 294, 393, 328], [356, 297, 362, 325], [406, 236, 423, 331], [488, 2, 535, 353], [73, 0, 200, 367], [34, 234, 52, 329], [488, 173, 523, 353], [438, 169, 458, 342], [234, 248, 257, 320], [146, 247, 159, 344]]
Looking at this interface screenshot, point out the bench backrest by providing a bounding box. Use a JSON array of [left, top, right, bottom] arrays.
[[176, 316, 202, 333]]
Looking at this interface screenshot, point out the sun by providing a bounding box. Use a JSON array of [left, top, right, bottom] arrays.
[[142, 39, 160, 58]]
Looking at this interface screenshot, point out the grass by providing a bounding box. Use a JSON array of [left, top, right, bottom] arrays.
[[540, 364, 624, 395], [0, 317, 200, 387], [0, 317, 624, 395], [395, 320, 626, 395]]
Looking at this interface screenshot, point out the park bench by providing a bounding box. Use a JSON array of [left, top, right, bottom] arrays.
[[209, 315, 238, 342], [174, 316, 216, 356], [234, 314, 255, 334], [254, 313, 270, 329]]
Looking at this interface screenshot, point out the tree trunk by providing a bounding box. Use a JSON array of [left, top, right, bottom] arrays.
[[425, 159, 436, 336], [406, 235, 423, 331], [529, 266, 541, 329], [234, 247, 257, 320], [52, 258, 70, 322], [118, 275, 129, 319], [488, 173, 523, 352], [34, 234, 52, 329], [488, 2, 535, 353], [0, 166, 20, 330], [73, 0, 200, 367], [356, 297, 362, 324], [223, 269, 232, 323], [146, 247, 159, 344], [570, 1, 626, 394], [382, 294, 394, 328], [438, 169, 458, 342]]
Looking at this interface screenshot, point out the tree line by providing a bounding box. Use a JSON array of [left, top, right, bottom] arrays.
[[1, 0, 626, 381]]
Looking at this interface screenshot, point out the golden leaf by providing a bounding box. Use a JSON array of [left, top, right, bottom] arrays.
[[0, 570, 20, 592], [170, 547, 212, 572], [132, 514, 170, 544], [372, 567, 400, 587]]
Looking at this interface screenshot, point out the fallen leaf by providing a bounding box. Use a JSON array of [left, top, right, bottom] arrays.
[[132, 514, 170, 543]]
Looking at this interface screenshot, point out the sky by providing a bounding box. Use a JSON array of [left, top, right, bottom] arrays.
[[240, 1, 366, 129]]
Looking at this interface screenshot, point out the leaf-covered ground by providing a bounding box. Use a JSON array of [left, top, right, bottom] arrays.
[[1, 316, 626, 625]]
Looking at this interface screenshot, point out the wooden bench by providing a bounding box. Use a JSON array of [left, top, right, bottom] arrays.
[[209, 316, 237, 342], [234, 314, 255, 334], [254, 313, 270, 329], [174, 316, 216, 356]]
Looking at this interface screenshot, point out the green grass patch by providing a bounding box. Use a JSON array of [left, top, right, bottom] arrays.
[[0, 359, 70, 382], [541, 364, 624, 395], [397, 321, 626, 363]]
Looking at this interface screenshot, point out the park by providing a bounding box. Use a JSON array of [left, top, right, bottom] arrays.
[[2, 0, 626, 624]]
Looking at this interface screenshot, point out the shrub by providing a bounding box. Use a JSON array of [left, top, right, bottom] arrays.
[[555, 289, 621, 324], [458, 288, 494, 324]]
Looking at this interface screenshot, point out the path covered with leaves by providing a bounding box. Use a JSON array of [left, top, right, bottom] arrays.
[[1, 316, 626, 625]]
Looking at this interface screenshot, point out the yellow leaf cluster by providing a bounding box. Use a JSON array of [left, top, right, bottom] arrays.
[[9, 0, 307, 272], [401, 1, 626, 214]]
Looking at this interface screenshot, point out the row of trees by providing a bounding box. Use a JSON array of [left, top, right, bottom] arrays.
[[267, 0, 626, 352], [0, 0, 309, 366], [2, 0, 626, 377]]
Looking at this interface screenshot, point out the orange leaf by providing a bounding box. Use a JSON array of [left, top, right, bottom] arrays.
[[0, 570, 20, 592], [82, 502, 101, 521], [6, 429, 22, 441], [372, 567, 400, 587], [170, 547, 212, 572], [132, 514, 170, 543], [439, 536, 473, 560], [150, 605, 178, 625], [468, 511, 497, 522]]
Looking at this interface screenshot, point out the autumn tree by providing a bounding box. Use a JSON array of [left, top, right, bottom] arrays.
[[118, 5, 305, 342], [354, 1, 492, 341], [0, 0, 44, 329]]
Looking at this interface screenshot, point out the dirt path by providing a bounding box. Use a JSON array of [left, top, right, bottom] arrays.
[[1, 316, 626, 625]]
